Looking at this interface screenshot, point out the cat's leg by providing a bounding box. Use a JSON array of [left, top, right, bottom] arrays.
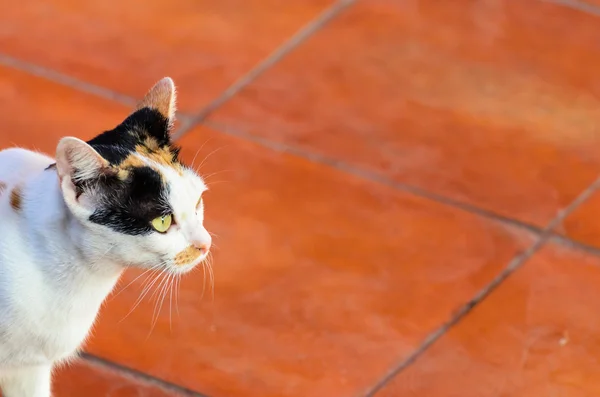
[[1, 365, 52, 397]]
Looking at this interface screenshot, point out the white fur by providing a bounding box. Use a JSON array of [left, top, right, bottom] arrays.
[[0, 80, 211, 396]]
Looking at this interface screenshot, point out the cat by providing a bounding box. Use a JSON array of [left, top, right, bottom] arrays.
[[0, 77, 212, 397]]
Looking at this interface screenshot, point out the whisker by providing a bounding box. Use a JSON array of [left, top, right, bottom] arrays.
[[87, 244, 117, 269], [168, 272, 174, 332], [119, 268, 164, 324], [203, 180, 231, 188], [148, 272, 173, 337], [207, 253, 215, 302], [189, 138, 215, 170], [175, 274, 181, 318], [201, 169, 233, 182], [195, 146, 228, 173], [200, 260, 207, 300], [111, 262, 164, 300]]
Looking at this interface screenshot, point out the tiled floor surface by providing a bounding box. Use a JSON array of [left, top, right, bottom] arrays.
[[1, 0, 600, 396]]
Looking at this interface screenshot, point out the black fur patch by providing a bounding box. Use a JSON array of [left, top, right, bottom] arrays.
[[87, 107, 179, 165], [78, 107, 179, 235], [87, 166, 172, 235]]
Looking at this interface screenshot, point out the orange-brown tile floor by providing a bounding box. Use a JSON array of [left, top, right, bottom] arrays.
[[2, 0, 600, 396]]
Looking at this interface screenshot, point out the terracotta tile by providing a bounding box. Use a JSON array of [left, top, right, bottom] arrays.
[[556, 190, 600, 248], [375, 242, 600, 397], [0, 65, 128, 152], [211, 0, 600, 227], [86, 125, 534, 397], [0, 0, 332, 113], [53, 359, 175, 396]]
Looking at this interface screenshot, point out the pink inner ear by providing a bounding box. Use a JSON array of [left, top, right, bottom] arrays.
[[135, 77, 177, 121]]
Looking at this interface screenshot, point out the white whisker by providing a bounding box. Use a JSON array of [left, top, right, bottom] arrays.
[[111, 262, 164, 300], [175, 274, 181, 318], [166, 272, 174, 332], [207, 253, 215, 302], [119, 271, 161, 324], [148, 271, 173, 338], [200, 260, 207, 300], [190, 138, 214, 169], [195, 146, 227, 173]]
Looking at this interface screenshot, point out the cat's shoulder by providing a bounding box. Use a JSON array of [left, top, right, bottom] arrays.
[[0, 147, 55, 187], [0, 147, 54, 164]]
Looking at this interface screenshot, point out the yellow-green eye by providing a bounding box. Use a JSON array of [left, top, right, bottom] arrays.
[[151, 214, 172, 233]]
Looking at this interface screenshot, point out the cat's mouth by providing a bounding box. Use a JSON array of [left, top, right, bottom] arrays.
[[169, 251, 211, 274]]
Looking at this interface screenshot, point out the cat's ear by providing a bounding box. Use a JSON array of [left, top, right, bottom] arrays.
[[55, 137, 110, 184], [135, 77, 177, 128]]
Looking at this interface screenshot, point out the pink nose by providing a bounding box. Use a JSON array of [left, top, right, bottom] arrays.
[[193, 238, 211, 254]]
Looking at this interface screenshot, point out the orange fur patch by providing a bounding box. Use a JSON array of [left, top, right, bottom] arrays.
[[135, 141, 183, 175], [117, 152, 147, 180], [10, 186, 22, 212], [174, 245, 202, 266], [111, 138, 183, 179], [119, 152, 147, 169]]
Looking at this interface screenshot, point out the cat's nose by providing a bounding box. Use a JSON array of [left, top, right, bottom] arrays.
[[193, 237, 211, 255], [191, 226, 212, 255]]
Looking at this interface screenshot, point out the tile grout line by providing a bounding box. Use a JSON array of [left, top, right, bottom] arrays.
[[0, 54, 138, 108], [543, 0, 600, 16], [549, 234, 600, 257], [202, 120, 548, 233], [81, 353, 211, 397], [359, 175, 600, 397], [203, 120, 600, 256], [171, 0, 357, 140], [0, 53, 196, 127]]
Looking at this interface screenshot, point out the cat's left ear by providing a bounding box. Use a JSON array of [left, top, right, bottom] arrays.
[[55, 137, 112, 209], [55, 137, 109, 182], [135, 77, 177, 129]]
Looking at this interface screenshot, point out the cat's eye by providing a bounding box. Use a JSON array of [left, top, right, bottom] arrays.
[[151, 214, 172, 233]]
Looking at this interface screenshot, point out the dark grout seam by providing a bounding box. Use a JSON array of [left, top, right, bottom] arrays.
[[543, 0, 600, 16], [202, 121, 600, 257], [81, 353, 211, 397], [171, 0, 357, 140], [203, 120, 600, 258], [0, 53, 196, 127], [203, 120, 548, 234], [359, 175, 600, 397], [549, 234, 600, 256], [0, 54, 138, 108]]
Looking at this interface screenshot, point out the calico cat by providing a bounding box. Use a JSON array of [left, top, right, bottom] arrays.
[[0, 77, 212, 396]]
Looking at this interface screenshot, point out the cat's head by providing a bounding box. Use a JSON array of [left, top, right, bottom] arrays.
[[54, 77, 211, 273]]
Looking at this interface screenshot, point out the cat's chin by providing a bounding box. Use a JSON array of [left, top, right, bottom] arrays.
[[169, 260, 204, 275]]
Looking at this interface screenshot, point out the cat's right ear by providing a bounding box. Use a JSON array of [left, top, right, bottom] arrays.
[[134, 77, 177, 129]]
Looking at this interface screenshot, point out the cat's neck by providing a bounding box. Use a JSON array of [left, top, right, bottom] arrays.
[[21, 169, 124, 285]]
